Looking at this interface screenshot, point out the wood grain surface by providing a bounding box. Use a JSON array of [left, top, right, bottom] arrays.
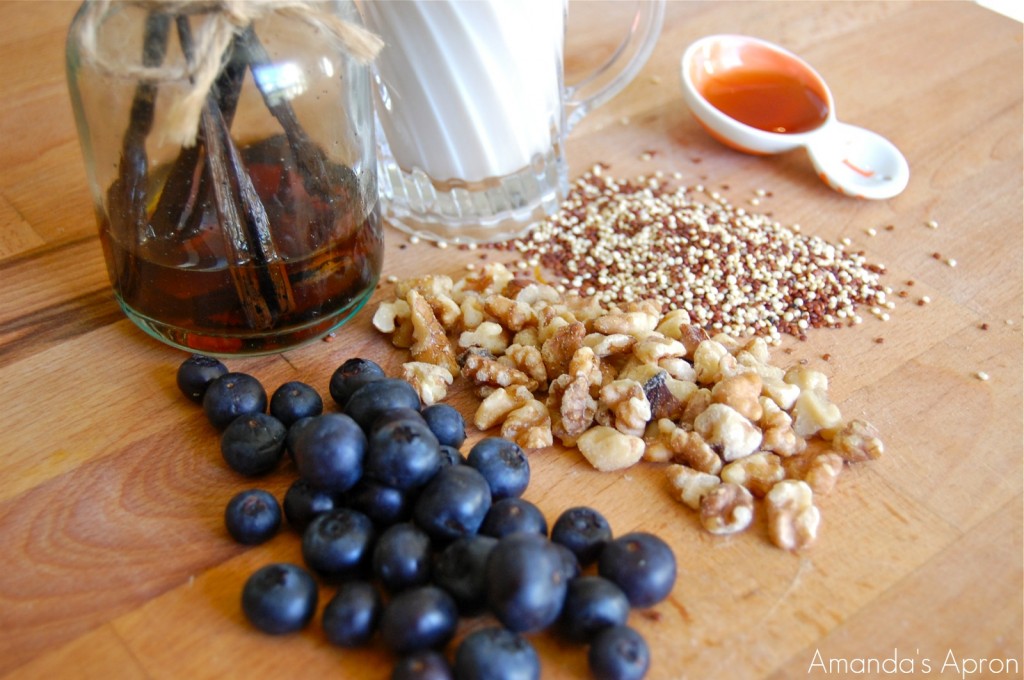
[[1, 2, 1021, 679]]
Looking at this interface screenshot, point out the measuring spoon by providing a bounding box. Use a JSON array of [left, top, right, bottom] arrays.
[[680, 34, 909, 200]]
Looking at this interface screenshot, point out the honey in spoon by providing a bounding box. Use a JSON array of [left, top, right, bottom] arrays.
[[701, 67, 829, 134]]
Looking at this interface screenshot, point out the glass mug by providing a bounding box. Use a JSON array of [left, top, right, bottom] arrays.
[[66, 0, 383, 356], [362, 0, 666, 243]]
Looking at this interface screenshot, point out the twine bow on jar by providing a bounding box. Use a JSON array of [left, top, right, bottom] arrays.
[[76, 0, 384, 147]]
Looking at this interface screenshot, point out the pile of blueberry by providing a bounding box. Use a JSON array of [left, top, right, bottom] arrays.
[[177, 355, 678, 680]]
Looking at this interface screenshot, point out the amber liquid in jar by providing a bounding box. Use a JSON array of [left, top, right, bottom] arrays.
[[99, 135, 383, 355], [702, 68, 829, 134]]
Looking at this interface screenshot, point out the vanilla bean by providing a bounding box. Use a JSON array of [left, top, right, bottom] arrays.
[[239, 26, 339, 202], [201, 95, 295, 330], [107, 9, 171, 238], [151, 17, 247, 241], [105, 10, 171, 297]]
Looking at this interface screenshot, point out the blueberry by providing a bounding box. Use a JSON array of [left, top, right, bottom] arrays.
[[370, 407, 425, 435], [466, 437, 530, 500], [420, 403, 466, 449], [241, 563, 318, 635], [322, 580, 382, 647], [344, 478, 413, 527], [588, 625, 650, 680], [269, 381, 323, 427], [329, 357, 386, 408], [553, 541, 582, 582], [344, 378, 421, 432], [392, 650, 453, 680], [431, 534, 498, 615], [438, 445, 466, 467], [203, 372, 267, 429], [551, 506, 613, 567], [480, 497, 548, 539], [485, 532, 568, 633], [283, 477, 339, 531], [373, 523, 433, 593], [560, 576, 630, 643], [365, 419, 441, 492], [413, 465, 492, 544], [453, 627, 540, 680], [224, 488, 281, 545], [379, 586, 459, 655], [284, 415, 315, 461], [176, 354, 228, 403], [220, 413, 286, 476], [597, 532, 676, 608], [291, 413, 366, 493], [301, 508, 376, 580]]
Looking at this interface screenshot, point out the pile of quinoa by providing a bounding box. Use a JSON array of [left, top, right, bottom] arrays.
[[495, 165, 890, 343]]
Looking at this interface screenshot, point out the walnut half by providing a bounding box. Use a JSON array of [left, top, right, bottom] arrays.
[[832, 419, 885, 462], [401, 362, 453, 407], [666, 464, 720, 511], [576, 426, 645, 472], [700, 482, 754, 535], [765, 480, 820, 551], [501, 399, 554, 450]]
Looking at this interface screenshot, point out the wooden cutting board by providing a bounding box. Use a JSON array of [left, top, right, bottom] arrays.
[[0, 2, 1020, 678]]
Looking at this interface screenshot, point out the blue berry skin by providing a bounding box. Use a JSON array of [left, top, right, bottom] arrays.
[[321, 580, 382, 647], [559, 576, 630, 643], [224, 489, 281, 545], [432, 535, 498, 615], [370, 407, 425, 435], [301, 508, 376, 580], [379, 586, 459, 655], [203, 372, 267, 429], [485, 533, 568, 633], [438, 445, 466, 468], [597, 532, 676, 608], [392, 650, 453, 680], [420, 404, 466, 449], [329, 357, 387, 409], [466, 437, 530, 501], [366, 419, 442, 491], [413, 465, 492, 544], [292, 413, 366, 493], [480, 497, 548, 539], [588, 625, 650, 680], [241, 563, 318, 635], [553, 542, 582, 582], [551, 506, 613, 567], [373, 523, 433, 593], [454, 627, 540, 680], [177, 354, 227, 403], [284, 416, 316, 462], [283, 478, 339, 532], [269, 381, 323, 427], [344, 378, 421, 432], [344, 479, 413, 527], [220, 413, 287, 476]]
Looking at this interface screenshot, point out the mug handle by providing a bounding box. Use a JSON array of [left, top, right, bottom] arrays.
[[564, 0, 666, 132]]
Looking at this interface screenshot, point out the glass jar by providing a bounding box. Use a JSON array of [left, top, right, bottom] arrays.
[[66, 0, 382, 355]]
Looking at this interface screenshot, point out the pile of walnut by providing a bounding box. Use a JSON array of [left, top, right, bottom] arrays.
[[372, 262, 884, 551]]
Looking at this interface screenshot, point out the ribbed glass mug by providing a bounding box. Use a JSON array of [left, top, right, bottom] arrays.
[[66, 0, 383, 355], [363, 0, 666, 244]]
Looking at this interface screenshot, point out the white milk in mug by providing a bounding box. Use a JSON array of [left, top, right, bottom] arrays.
[[362, 0, 665, 243]]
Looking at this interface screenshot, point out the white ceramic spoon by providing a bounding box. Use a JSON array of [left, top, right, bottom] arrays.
[[680, 34, 909, 200]]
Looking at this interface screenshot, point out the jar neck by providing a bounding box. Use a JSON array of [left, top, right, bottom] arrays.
[[75, 0, 382, 147]]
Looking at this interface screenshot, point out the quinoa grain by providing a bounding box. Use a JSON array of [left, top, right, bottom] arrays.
[[490, 167, 890, 343]]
